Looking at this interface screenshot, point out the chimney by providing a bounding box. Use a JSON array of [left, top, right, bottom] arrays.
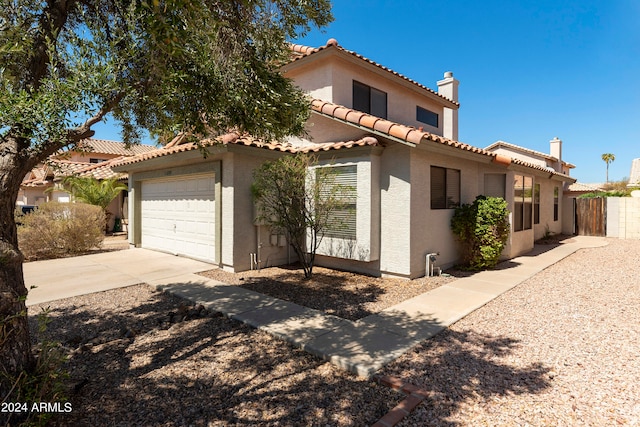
[[437, 71, 460, 140], [550, 137, 562, 172]]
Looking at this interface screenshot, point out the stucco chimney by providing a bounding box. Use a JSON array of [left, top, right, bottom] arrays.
[[437, 71, 459, 141], [550, 137, 562, 161], [550, 137, 562, 172]]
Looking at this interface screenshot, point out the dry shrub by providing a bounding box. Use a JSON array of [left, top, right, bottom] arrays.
[[18, 202, 105, 260]]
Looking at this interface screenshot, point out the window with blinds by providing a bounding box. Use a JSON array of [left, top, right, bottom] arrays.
[[514, 174, 533, 231], [320, 165, 357, 240], [484, 173, 506, 198], [431, 166, 460, 209]]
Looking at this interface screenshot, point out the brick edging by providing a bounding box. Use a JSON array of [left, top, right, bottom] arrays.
[[371, 375, 431, 427]]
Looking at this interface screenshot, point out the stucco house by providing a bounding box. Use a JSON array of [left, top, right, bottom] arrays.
[[18, 139, 157, 230], [113, 39, 576, 278]]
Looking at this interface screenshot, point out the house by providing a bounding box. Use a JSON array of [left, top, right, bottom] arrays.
[[18, 139, 157, 230], [113, 39, 576, 278]]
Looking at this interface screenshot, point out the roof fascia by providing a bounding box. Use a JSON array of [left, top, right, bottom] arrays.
[[112, 145, 229, 173], [311, 110, 416, 148]]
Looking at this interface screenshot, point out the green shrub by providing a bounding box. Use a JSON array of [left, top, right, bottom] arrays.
[[18, 202, 105, 260], [450, 195, 510, 270], [579, 190, 630, 198]]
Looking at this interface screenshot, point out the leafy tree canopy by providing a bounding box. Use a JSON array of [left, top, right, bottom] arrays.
[[0, 0, 332, 402], [0, 0, 332, 152]]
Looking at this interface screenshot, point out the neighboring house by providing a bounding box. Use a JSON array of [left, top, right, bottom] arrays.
[[18, 139, 157, 231], [113, 39, 576, 278]]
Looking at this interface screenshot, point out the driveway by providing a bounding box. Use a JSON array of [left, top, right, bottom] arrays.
[[24, 248, 214, 306]]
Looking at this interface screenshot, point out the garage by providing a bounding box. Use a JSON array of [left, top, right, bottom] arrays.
[[140, 173, 216, 263]]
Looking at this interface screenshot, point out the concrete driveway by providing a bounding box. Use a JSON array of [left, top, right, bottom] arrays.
[[24, 248, 214, 306]]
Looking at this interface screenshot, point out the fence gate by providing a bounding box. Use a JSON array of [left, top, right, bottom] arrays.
[[575, 197, 606, 236]]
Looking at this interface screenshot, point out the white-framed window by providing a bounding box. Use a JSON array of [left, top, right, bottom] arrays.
[[319, 165, 357, 240]]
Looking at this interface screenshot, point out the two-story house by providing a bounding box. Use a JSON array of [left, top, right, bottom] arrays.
[[113, 39, 576, 278]]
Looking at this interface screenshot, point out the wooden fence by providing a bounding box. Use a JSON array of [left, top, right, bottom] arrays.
[[575, 197, 606, 236]]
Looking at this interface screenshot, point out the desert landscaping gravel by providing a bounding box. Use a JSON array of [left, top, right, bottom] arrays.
[[24, 238, 640, 426]]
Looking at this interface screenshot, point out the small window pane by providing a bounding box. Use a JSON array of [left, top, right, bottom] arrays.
[[370, 87, 387, 118], [446, 169, 460, 208], [353, 81, 370, 113], [417, 106, 438, 127], [485, 174, 506, 198], [430, 166, 446, 209]]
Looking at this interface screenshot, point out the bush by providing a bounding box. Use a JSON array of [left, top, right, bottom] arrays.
[[450, 195, 510, 270], [18, 202, 105, 260]]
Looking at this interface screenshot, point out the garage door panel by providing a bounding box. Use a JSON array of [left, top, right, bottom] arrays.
[[141, 174, 215, 263]]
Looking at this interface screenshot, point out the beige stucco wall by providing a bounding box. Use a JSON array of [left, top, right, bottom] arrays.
[[285, 54, 449, 137]]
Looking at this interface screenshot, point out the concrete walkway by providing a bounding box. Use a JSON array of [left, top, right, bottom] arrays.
[[24, 236, 608, 377]]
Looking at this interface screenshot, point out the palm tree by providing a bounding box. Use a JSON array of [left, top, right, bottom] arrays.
[[602, 153, 615, 183], [61, 177, 127, 233]]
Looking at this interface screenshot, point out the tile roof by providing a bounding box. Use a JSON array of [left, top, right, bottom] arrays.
[[485, 140, 576, 169], [288, 39, 459, 108], [113, 99, 573, 181], [310, 100, 575, 180], [61, 138, 158, 156], [566, 182, 604, 192], [21, 158, 127, 187], [113, 133, 381, 167]]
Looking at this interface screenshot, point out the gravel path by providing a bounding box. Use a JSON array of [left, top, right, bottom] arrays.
[[384, 238, 640, 426], [24, 238, 640, 426]]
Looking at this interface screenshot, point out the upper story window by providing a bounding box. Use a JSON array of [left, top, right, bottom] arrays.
[[353, 81, 387, 119], [431, 166, 460, 209], [89, 158, 106, 163], [417, 106, 439, 128]]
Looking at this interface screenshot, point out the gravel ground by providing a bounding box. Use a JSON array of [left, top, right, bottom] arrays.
[[384, 238, 640, 426], [28, 286, 401, 426], [22, 238, 640, 426]]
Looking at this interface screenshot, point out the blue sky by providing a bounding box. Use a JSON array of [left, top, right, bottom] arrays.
[[96, 0, 639, 184]]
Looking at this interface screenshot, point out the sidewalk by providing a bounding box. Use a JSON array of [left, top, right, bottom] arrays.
[[149, 235, 609, 377]]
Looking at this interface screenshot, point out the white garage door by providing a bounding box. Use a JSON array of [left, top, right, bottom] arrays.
[[141, 174, 216, 263]]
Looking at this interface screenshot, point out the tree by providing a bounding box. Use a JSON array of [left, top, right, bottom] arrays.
[[252, 154, 353, 279], [602, 153, 615, 183], [60, 177, 127, 233], [0, 0, 332, 400]]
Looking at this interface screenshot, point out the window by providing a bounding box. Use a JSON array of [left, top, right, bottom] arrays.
[[416, 106, 439, 128], [320, 165, 357, 240], [484, 174, 506, 198], [534, 183, 540, 224], [554, 186, 559, 221], [353, 81, 387, 118], [431, 166, 460, 209], [514, 175, 533, 231], [90, 158, 106, 164]]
